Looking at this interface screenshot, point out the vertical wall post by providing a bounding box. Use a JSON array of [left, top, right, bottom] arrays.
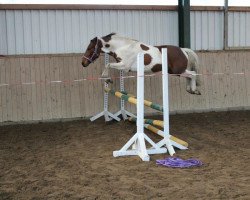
[[224, 0, 229, 49], [178, 0, 190, 48]]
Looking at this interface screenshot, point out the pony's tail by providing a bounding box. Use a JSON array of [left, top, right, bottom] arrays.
[[183, 48, 201, 86]]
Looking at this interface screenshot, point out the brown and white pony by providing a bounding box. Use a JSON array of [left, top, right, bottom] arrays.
[[81, 33, 201, 95]]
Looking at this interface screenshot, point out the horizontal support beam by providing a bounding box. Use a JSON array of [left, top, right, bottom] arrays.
[[0, 4, 249, 12], [3, 49, 250, 58], [0, 4, 177, 10]]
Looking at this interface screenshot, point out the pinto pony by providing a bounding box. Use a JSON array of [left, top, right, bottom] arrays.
[[82, 33, 201, 95]]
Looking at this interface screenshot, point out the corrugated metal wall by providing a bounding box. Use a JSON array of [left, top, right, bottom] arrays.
[[0, 11, 7, 55], [0, 10, 178, 55], [1, 9, 250, 55], [228, 12, 250, 47], [190, 11, 224, 50]]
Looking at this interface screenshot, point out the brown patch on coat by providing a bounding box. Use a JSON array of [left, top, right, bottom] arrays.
[[109, 51, 122, 62], [144, 54, 152, 65], [155, 45, 188, 74], [151, 64, 162, 72], [102, 33, 116, 42], [140, 44, 149, 51]]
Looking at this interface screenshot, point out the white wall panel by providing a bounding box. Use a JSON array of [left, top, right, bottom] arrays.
[[0, 10, 178, 55], [48, 10, 57, 54], [228, 12, 250, 47], [1, 9, 249, 55], [191, 11, 224, 50], [64, 10, 73, 53], [0, 11, 7, 54], [14, 10, 24, 54], [5, 11, 16, 54], [23, 11, 33, 54], [39, 10, 49, 54], [55, 10, 65, 53], [31, 10, 41, 54]]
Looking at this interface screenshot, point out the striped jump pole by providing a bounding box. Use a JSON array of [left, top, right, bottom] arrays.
[[128, 117, 188, 149], [104, 87, 164, 112], [129, 117, 164, 128], [144, 124, 188, 149]]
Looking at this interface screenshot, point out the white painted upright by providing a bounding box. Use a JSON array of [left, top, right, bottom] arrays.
[[114, 70, 136, 120], [161, 48, 175, 156], [90, 53, 120, 122], [135, 53, 149, 161]]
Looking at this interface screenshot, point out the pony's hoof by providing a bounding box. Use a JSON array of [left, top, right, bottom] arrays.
[[105, 78, 113, 84], [186, 89, 201, 95], [101, 74, 108, 78], [195, 90, 201, 95]]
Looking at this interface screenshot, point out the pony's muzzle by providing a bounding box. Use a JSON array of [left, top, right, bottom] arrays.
[[82, 62, 88, 67]]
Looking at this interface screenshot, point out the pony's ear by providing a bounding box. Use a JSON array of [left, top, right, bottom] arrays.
[[91, 37, 97, 42]]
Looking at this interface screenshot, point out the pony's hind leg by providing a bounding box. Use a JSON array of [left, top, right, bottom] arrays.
[[181, 70, 201, 95], [186, 77, 191, 92]]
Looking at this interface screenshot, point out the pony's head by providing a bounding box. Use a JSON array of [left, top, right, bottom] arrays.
[[82, 33, 117, 67], [81, 37, 103, 67]]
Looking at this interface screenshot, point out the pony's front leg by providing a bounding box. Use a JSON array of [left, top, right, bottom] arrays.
[[101, 62, 127, 84], [101, 64, 110, 78], [108, 62, 128, 71], [102, 62, 124, 78], [102, 62, 128, 77]]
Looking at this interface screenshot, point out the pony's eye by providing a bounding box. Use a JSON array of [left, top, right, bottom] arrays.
[[105, 44, 110, 48]]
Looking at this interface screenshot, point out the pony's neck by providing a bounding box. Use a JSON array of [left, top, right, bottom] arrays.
[[107, 35, 136, 51]]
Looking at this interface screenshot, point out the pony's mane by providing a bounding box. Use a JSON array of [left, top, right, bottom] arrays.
[[102, 33, 117, 42], [101, 33, 138, 43], [110, 33, 138, 42]]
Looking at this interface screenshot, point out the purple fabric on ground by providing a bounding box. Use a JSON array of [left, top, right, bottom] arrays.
[[156, 157, 203, 168]]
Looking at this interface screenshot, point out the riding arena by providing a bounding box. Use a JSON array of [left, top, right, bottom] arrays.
[[0, 3, 249, 199]]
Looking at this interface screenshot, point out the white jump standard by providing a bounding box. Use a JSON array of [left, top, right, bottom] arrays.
[[90, 53, 120, 122], [113, 53, 169, 161], [113, 49, 175, 161], [90, 54, 135, 122]]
